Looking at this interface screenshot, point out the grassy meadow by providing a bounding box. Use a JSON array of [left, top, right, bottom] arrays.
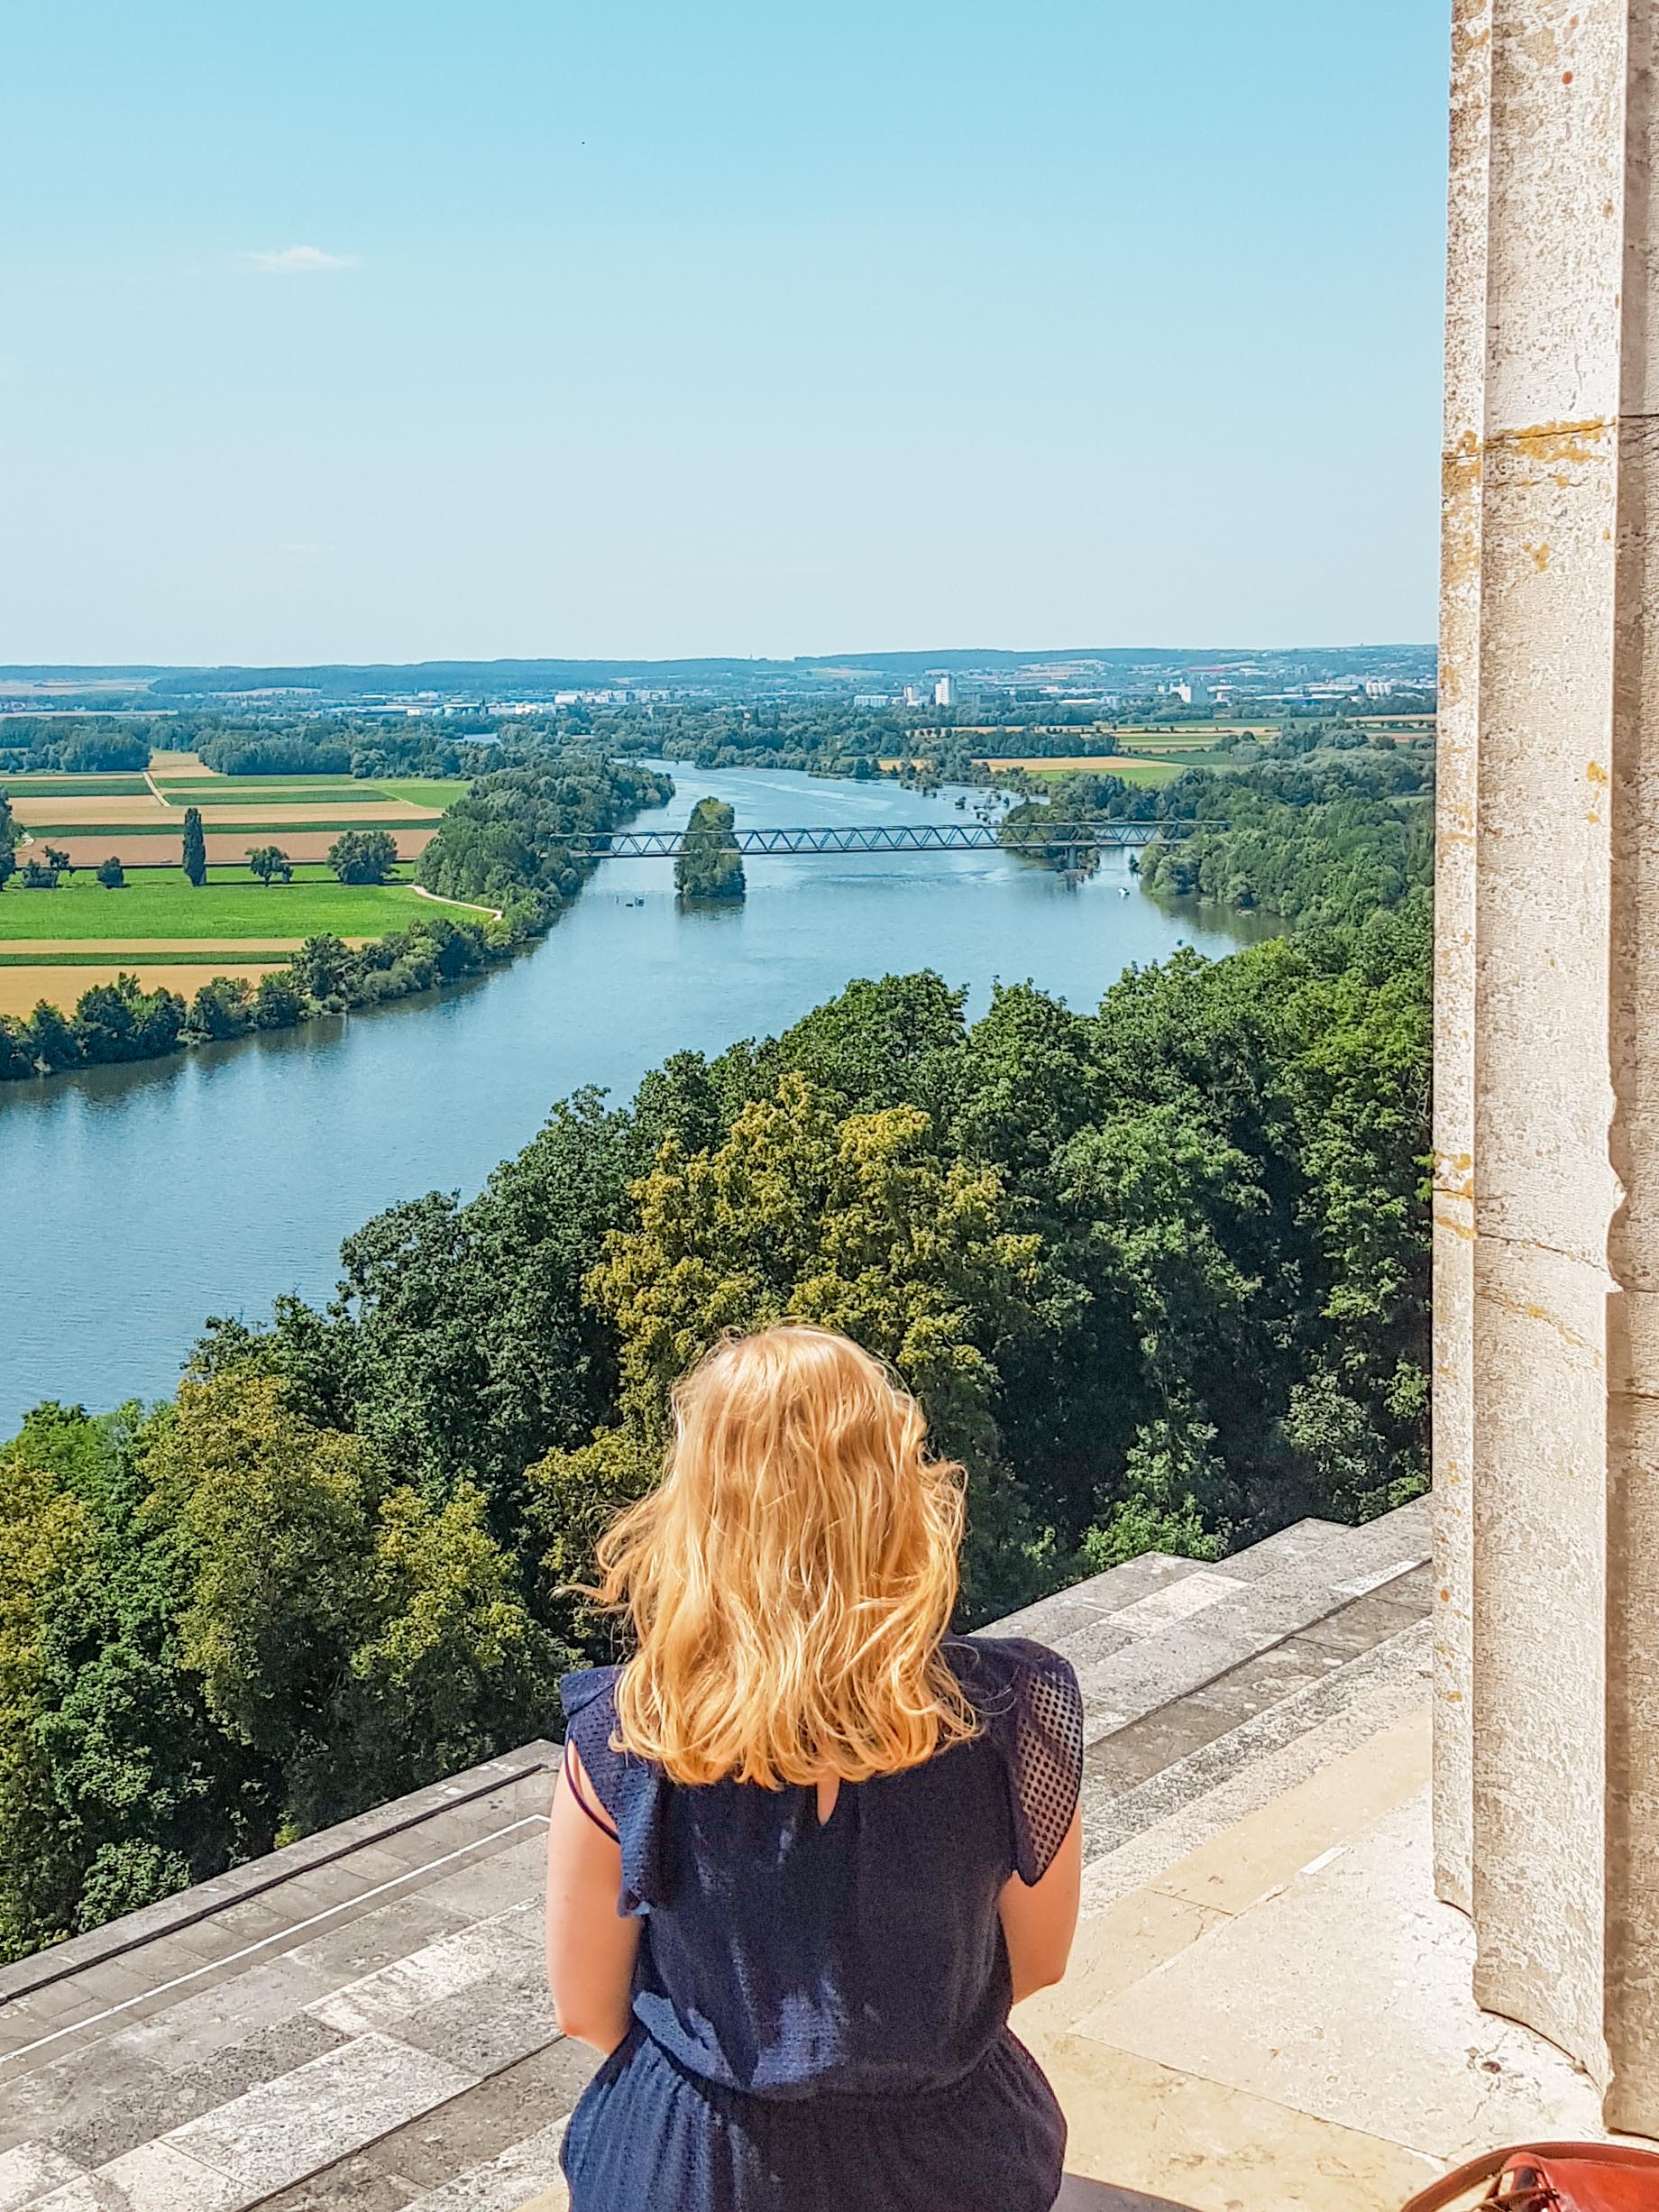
[[983, 754, 1195, 786], [0, 864, 437, 948]]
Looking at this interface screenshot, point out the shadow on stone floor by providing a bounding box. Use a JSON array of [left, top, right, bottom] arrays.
[[1055, 2178, 1201, 2211]]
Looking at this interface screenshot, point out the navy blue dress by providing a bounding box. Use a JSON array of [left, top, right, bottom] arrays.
[[557, 1635, 1084, 2212]]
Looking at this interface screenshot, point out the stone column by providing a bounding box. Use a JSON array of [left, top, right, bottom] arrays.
[[1434, 0, 1659, 2134]]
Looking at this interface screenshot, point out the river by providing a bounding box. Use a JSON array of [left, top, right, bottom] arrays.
[[0, 765, 1271, 1431]]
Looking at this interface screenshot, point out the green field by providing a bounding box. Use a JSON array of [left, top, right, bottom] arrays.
[[154, 783, 398, 807], [0, 868, 435, 942], [0, 951, 292, 968], [157, 783, 469, 809], [1027, 757, 1188, 787], [0, 776, 153, 797], [179, 773, 362, 789], [158, 777, 468, 809], [377, 778, 470, 808]]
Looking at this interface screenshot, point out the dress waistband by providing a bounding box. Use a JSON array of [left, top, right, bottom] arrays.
[[624, 2013, 1040, 2111]]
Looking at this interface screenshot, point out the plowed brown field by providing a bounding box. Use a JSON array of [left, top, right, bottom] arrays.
[[41, 828, 439, 867], [14, 796, 436, 829], [13, 796, 173, 826], [0, 964, 283, 1018]]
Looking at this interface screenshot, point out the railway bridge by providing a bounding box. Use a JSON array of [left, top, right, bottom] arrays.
[[566, 820, 1215, 861]]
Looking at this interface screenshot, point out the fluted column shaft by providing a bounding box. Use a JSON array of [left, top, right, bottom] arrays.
[[1434, 0, 1659, 2133]]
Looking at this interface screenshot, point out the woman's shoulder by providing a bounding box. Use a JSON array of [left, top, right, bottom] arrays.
[[559, 1664, 620, 1725], [558, 1665, 665, 1915], [942, 1632, 1078, 1718], [943, 1634, 1083, 1886]]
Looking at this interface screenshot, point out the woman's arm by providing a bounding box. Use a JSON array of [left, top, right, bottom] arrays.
[[997, 1804, 1082, 2004], [545, 1740, 641, 2052]]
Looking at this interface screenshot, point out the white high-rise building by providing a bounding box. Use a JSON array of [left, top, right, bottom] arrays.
[[933, 674, 957, 708]]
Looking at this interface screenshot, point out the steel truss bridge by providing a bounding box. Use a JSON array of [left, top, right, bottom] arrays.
[[568, 821, 1217, 862]]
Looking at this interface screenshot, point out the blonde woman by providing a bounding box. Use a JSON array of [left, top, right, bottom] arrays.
[[545, 1325, 1084, 2212]]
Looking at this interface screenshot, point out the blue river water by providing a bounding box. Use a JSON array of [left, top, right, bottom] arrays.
[[0, 766, 1269, 1430]]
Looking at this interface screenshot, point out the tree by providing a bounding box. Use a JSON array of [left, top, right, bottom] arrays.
[[566, 1072, 1054, 1617], [19, 859, 58, 890], [182, 808, 207, 889], [96, 857, 125, 890], [327, 830, 399, 886], [23, 1001, 78, 1071], [0, 794, 14, 890], [290, 934, 353, 1004], [71, 976, 186, 1065], [0, 1019, 33, 1081], [42, 847, 72, 878], [674, 797, 746, 902], [252, 971, 305, 1030], [188, 978, 255, 1042], [247, 846, 292, 887]]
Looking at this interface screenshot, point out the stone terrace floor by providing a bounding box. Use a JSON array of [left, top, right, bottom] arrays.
[[0, 1498, 1619, 2211]]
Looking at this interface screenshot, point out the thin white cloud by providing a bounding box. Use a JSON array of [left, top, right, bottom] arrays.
[[243, 244, 360, 276]]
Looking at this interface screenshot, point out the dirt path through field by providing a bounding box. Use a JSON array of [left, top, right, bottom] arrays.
[[411, 886, 502, 922]]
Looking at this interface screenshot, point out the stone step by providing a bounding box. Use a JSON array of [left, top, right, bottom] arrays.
[[987, 1501, 1433, 1868]]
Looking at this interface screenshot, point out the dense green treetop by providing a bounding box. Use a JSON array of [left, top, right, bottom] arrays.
[[327, 829, 399, 885]]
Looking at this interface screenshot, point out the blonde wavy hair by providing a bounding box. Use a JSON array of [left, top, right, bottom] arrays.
[[594, 1326, 978, 1787]]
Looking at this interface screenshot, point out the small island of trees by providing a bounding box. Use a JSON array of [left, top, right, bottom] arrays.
[[674, 796, 746, 902]]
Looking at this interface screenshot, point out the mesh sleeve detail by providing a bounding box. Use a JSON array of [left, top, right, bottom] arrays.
[[1004, 1648, 1084, 1884], [949, 1637, 1083, 1886], [559, 1667, 665, 1917]]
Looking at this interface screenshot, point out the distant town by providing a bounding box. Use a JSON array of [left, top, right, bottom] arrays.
[[0, 643, 1437, 723]]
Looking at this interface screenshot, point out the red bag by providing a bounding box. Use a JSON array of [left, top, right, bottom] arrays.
[[1400, 2142, 1659, 2210]]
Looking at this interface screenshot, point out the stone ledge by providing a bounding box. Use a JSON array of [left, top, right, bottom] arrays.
[[0, 1745, 560, 2011]]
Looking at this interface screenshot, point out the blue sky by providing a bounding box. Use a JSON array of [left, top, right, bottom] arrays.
[[2, 2, 1450, 665]]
